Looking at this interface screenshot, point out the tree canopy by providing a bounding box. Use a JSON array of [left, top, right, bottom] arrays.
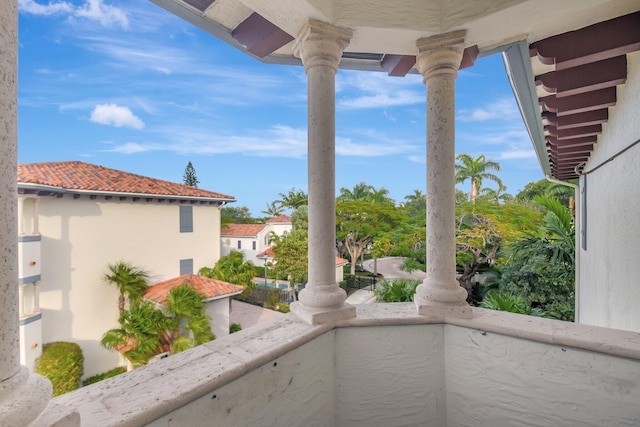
[[182, 161, 199, 187]]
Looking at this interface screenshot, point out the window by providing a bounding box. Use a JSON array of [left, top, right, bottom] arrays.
[[252, 241, 256, 250], [179, 205, 193, 233], [237, 240, 241, 249], [180, 259, 193, 275]]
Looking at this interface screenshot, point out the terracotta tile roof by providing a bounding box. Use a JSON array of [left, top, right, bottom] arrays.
[[256, 246, 349, 267], [144, 274, 245, 305], [220, 223, 266, 237], [17, 161, 235, 201], [266, 215, 292, 223]]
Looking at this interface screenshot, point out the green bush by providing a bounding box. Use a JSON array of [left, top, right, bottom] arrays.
[[229, 323, 242, 334], [374, 279, 420, 302], [35, 342, 84, 396], [273, 303, 290, 313], [82, 366, 127, 387]]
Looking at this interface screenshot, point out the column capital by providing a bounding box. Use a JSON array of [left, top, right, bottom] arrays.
[[294, 20, 352, 73], [416, 30, 466, 82]]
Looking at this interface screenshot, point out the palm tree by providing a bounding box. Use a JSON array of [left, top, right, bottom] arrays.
[[165, 284, 215, 353], [261, 201, 285, 217], [338, 182, 394, 204], [455, 154, 503, 203], [199, 250, 257, 290], [100, 300, 173, 369], [277, 188, 308, 212], [480, 183, 513, 203], [104, 261, 149, 314]]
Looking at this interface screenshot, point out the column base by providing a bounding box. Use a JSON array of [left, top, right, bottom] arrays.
[[0, 366, 51, 426], [291, 301, 356, 325], [414, 298, 473, 319]]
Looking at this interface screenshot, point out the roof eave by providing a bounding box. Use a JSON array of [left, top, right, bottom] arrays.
[[17, 183, 236, 204], [502, 40, 551, 178], [204, 290, 244, 302]]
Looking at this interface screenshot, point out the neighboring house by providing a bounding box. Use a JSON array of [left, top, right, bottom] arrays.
[[220, 215, 292, 263], [256, 245, 348, 284], [505, 11, 640, 332], [17, 161, 235, 376], [144, 274, 244, 339]]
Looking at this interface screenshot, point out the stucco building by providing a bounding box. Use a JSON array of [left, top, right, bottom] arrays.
[[220, 215, 292, 263], [17, 161, 234, 376], [2, 1, 640, 426]]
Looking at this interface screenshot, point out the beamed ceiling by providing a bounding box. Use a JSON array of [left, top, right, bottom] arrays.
[[151, 0, 640, 180]]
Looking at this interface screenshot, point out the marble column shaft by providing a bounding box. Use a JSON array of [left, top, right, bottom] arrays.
[[414, 31, 471, 317]]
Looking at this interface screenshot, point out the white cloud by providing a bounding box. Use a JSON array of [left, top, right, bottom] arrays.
[[498, 148, 537, 160], [90, 104, 145, 129], [457, 98, 520, 122], [337, 70, 424, 110], [19, 0, 128, 29], [18, 0, 73, 15]]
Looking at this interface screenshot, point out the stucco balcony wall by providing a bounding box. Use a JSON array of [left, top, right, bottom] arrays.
[[41, 304, 640, 427]]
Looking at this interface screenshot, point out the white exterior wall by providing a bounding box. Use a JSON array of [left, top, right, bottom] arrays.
[[37, 195, 222, 377], [335, 325, 446, 426], [19, 316, 43, 371], [445, 325, 640, 426], [19, 239, 41, 282], [221, 235, 258, 260], [207, 298, 232, 338], [146, 330, 336, 427], [578, 51, 640, 332]]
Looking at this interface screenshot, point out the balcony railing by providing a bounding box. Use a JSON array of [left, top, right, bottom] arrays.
[[38, 304, 640, 426]]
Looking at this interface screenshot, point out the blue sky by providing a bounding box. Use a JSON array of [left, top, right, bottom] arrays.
[[17, 0, 543, 216]]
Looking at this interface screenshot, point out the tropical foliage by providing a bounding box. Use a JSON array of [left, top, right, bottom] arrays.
[[374, 279, 420, 302], [270, 229, 308, 286], [199, 250, 257, 290], [104, 261, 149, 314], [165, 284, 215, 351], [455, 153, 502, 203], [479, 291, 549, 317]]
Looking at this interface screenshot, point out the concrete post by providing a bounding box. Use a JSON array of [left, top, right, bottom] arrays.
[[414, 30, 472, 318], [291, 20, 356, 325], [0, 2, 52, 424]]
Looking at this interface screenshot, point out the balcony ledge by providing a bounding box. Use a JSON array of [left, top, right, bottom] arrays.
[[36, 303, 640, 426]]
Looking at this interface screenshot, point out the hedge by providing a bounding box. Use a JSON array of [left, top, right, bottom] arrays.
[[82, 366, 127, 387], [35, 342, 84, 396]]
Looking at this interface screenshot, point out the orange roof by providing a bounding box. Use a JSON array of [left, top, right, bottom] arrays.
[[221, 223, 266, 237], [144, 274, 245, 305], [17, 161, 235, 201], [266, 215, 292, 223], [257, 246, 348, 267]]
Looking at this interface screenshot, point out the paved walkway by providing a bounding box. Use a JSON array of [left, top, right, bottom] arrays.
[[230, 300, 286, 330], [361, 257, 427, 281]]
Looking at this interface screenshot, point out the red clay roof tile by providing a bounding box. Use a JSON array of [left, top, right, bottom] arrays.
[[266, 215, 292, 223], [220, 223, 267, 237], [17, 161, 235, 201], [144, 274, 245, 305]]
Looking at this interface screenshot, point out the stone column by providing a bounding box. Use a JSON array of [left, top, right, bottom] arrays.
[[291, 20, 356, 325], [0, 2, 52, 425], [414, 30, 471, 318]]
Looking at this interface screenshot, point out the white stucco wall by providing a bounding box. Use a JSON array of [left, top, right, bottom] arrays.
[[36, 195, 222, 377], [221, 235, 258, 260], [335, 324, 446, 426], [207, 298, 231, 338], [445, 324, 640, 426], [146, 329, 336, 427], [578, 51, 640, 332], [19, 317, 42, 371]]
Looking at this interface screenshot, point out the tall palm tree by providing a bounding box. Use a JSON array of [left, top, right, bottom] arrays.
[[277, 188, 308, 211], [455, 154, 503, 203], [261, 201, 285, 217], [480, 183, 513, 203], [338, 182, 394, 204], [104, 261, 149, 314]]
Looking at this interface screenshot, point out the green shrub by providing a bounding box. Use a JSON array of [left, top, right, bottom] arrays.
[[35, 342, 84, 396], [229, 323, 242, 334], [82, 366, 127, 387], [374, 279, 420, 302], [273, 303, 290, 313]]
